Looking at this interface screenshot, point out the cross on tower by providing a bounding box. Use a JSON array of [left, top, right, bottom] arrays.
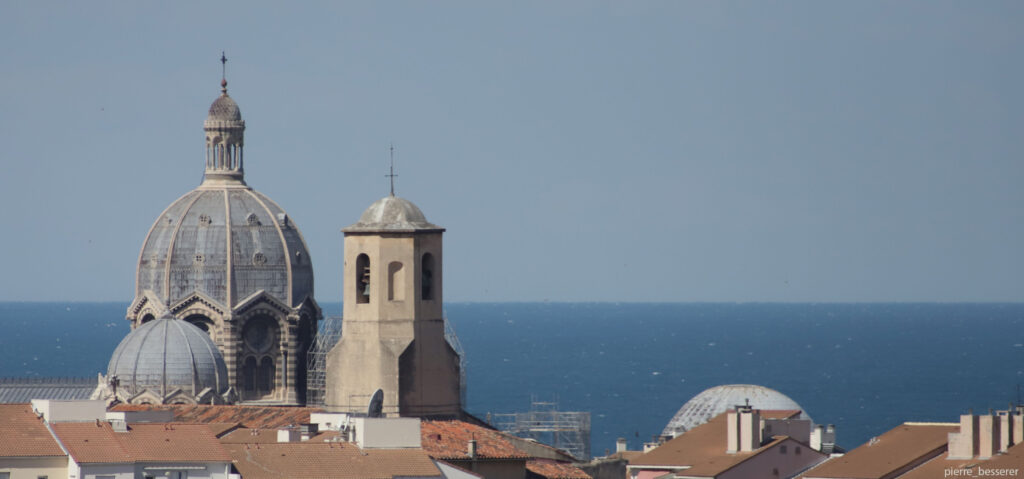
[[220, 52, 228, 92], [385, 143, 398, 196]]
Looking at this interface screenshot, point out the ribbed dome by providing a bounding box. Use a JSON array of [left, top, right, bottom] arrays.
[[135, 188, 314, 309], [107, 317, 229, 398], [342, 195, 444, 233], [662, 384, 812, 437], [207, 93, 241, 121]]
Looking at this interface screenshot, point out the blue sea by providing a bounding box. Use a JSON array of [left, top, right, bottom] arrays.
[[2, 302, 1023, 456]]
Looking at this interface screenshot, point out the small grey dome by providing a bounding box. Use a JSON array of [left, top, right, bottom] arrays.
[[107, 317, 229, 398], [343, 195, 444, 233], [662, 384, 812, 437], [207, 93, 241, 121]]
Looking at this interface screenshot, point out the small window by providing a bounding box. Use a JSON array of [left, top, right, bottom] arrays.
[[356, 254, 370, 303], [772, 468, 779, 476], [780, 445, 787, 454], [796, 446, 802, 455], [0, 473, 9, 479], [421, 253, 435, 300]]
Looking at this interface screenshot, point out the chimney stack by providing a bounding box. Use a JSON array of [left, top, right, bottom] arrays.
[[978, 412, 1000, 459], [727, 404, 761, 453], [616, 437, 627, 453], [468, 439, 478, 459], [949, 414, 981, 459]]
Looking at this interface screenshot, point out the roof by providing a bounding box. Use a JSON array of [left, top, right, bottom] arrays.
[[109, 404, 322, 429], [207, 93, 242, 122], [343, 195, 444, 233], [527, 459, 592, 479], [223, 441, 441, 479], [633, 410, 813, 476], [421, 420, 531, 460], [133, 187, 314, 312], [0, 403, 66, 457], [50, 422, 230, 464], [107, 317, 229, 399], [663, 384, 810, 437], [0, 377, 99, 403], [800, 423, 958, 479]]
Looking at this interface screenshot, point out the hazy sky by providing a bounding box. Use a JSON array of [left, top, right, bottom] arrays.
[[2, 1, 1022, 302]]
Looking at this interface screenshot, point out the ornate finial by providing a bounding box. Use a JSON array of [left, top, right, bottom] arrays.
[[386, 143, 398, 196], [220, 52, 228, 93]]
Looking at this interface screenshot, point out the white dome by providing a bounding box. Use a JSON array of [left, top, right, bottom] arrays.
[[342, 195, 444, 233], [662, 384, 811, 437]]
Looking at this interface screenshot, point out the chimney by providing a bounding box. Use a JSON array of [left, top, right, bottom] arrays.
[[727, 405, 761, 453], [468, 439, 478, 459], [998, 410, 1013, 452], [277, 428, 300, 443], [978, 412, 1000, 459], [810, 425, 824, 451], [948, 414, 980, 459], [1015, 407, 1024, 445], [616, 437, 627, 453]]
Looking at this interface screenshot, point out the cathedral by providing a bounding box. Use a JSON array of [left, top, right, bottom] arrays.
[[98, 62, 462, 417]]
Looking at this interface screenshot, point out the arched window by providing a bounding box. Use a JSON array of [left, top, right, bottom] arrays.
[[388, 261, 405, 301], [242, 357, 258, 397], [139, 313, 155, 325], [421, 253, 435, 300], [184, 314, 216, 342], [356, 254, 370, 303], [258, 357, 275, 397]]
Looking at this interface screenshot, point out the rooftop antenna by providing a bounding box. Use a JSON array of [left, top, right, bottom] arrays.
[[220, 51, 228, 93], [385, 143, 398, 196]]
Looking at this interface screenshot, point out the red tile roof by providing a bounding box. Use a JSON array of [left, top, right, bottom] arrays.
[[421, 420, 531, 460], [632, 410, 824, 477], [0, 404, 65, 457], [50, 421, 230, 464], [224, 441, 441, 479], [800, 423, 958, 479], [527, 459, 592, 479], [109, 404, 322, 429]]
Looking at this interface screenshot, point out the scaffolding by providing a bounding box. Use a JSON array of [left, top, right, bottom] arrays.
[[493, 397, 591, 461], [305, 314, 467, 410], [305, 316, 343, 408]]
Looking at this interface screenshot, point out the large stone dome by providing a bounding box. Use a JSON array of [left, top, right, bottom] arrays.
[[662, 384, 812, 437], [135, 187, 314, 309], [342, 195, 444, 233], [107, 317, 230, 404], [126, 73, 320, 406]]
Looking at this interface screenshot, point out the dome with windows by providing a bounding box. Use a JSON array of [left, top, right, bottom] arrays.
[[125, 74, 320, 406], [343, 194, 444, 233], [107, 316, 231, 404], [662, 384, 812, 437]]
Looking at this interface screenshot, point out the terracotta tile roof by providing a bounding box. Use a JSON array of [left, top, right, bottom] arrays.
[[800, 423, 958, 479], [224, 441, 441, 479], [633, 410, 806, 468], [527, 459, 592, 479], [0, 403, 65, 457], [50, 421, 230, 464], [218, 426, 286, 444], [421, 420, 531, 460], [110, 404, 323, 429], [898, 439, 1024, 479]]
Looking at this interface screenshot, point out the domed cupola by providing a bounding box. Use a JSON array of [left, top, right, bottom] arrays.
[[343, 195, 444, 233], [105, 314, 233, 405], [126, 56, 321, 406]]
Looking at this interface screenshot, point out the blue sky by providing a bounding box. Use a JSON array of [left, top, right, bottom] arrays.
[[2, 1, 1023, 302]]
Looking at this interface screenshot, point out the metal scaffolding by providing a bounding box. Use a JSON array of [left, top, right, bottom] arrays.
[[305, 316, 343, 408], [493, 397, 591, 461]]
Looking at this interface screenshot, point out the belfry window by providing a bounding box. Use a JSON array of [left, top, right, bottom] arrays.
[[421, 253, 435, 300], [388, 261, 405, 301], [356, 254, 370, 303]]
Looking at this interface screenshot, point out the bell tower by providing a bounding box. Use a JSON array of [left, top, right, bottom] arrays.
[[325, 194, 462, 417]]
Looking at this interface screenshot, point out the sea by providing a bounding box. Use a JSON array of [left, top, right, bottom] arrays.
[[2, 301, 1023, 456]]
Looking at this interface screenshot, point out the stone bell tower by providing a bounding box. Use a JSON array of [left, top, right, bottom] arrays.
[[325, 193, 462, 418]]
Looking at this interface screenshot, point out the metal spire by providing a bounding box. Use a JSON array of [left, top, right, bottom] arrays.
[[220, 52, 228, 93], [386, 143, 398, 196]]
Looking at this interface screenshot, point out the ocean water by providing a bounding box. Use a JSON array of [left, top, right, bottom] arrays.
[[2, 302, 1023, 455]]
